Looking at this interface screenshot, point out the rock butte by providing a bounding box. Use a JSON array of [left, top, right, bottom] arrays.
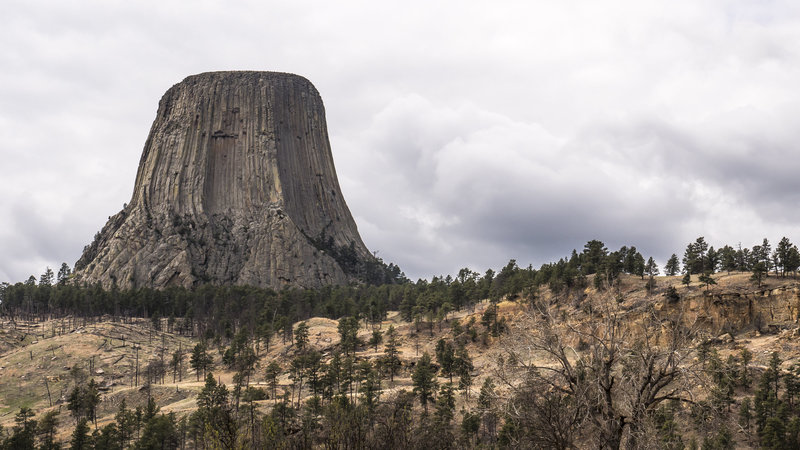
[[74, 71, 372, 290]]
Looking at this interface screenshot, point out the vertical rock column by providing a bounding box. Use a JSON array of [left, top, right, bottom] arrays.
[[74, 71, 371, 290]]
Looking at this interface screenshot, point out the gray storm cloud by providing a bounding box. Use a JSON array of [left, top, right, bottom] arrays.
[[3, 0, 800, 282]]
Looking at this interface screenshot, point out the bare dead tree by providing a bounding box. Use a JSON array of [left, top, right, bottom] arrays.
[[497, 373, 586, 449], [496, 295, 698, 450]]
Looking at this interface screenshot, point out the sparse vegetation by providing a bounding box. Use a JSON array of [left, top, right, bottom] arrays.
[[2, 236, 800, 447]]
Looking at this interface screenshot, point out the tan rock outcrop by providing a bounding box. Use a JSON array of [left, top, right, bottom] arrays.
[[658, 283, 800, 335], [74, 71, 371, 290]]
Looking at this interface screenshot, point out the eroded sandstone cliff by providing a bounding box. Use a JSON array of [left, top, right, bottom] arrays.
[[74, 71, 372, 290]]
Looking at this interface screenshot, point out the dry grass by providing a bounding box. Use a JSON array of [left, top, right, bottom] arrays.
[[0, 318, 196, 435]]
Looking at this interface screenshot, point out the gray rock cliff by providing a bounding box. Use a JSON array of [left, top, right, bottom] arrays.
[[74, 71, 372, 290]]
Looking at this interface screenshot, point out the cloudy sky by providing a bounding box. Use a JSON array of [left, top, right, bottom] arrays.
[[2, 0, 800, 283]]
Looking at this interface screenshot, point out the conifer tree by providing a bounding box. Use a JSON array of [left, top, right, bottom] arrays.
[[39, 267, 54, 287], [190, 343, 212, 381], [338, 316, 360, 355], [369, 329, 383, 352], [294, 321, 309, 351], [382, 325, 402, 382], [57, 262, 72, 285], [432, 383, 456, 443], [3, 407, 36, 449], [170, 347, 184, 383], [413, 353, 438, 412], [36, 410, 60, 450], [435, 339, 456, 383], [455, 344, 474, 398], [116, 398, 135, 448], [751, 262, 767, 287], [664, 254, 680, 276], [264, 361, 281, 405], [70, 418, 92, 450], [698, 272, 716, 291]]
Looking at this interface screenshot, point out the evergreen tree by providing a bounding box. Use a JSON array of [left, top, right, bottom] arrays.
[[739, 246, 753, 271], [645, 257, 659, 277], [582, 240, 608, 275], [39, 267, 54, 287], [664, 254, 680, 276], [190, 343, 212, 381], [645, 257, 659, 292], [740, 348, 753, 389], [116, 398, 135, 448], [259, 322, 273, 353], [136, 413, 179, 450], [705, 246, 719, 274], [477, 377, 498, 443], [760, 238, 773, 276], [294, 321, 309, 351], [338, 316, 360, 355], [93, 423, 121, 450], [751, 262, 767, 287], [739, 397, 752, 435], [360, 362, 382, 412], [170, 348, 184, 383], [681, 273, 691, 287], [776, 237, 800, 278], [454, 344, 474, 398], [754, 352, 782, 435], [143, 397, 160, 423], [70, 419, 92, 450], [193, 373, 236, 449], [2, 407, 36, 450], [413, 353, 438, 412], [263, 361, 281, 405], [719, 245, 737, 273], [67, 381, 99, 426], [633, 253, 645, 279], [682, 237, 708, 275], [787, 246, 800, 278], [85, 379, 101, 427], [382, 325, 402, 382], [36, 410, 60, 450], [222, 329, 249, 368], [57, 263, 72, 285], [274, 315, 289, 345], [432, 383, 456, 444], [461, 411, 481, 447], [435, 339, 456, 383], [368, 329, 383, 352], [604, 251, 624, 286], [698, 272, 717, 291]]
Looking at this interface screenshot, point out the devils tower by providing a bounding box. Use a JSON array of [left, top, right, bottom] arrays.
[[74, 71, 373, 290]]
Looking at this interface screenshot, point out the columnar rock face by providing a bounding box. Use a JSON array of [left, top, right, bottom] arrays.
[[74, 71, 372, 290]]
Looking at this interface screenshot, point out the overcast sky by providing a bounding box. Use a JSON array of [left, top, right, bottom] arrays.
[[2, 0, 800, 283]]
